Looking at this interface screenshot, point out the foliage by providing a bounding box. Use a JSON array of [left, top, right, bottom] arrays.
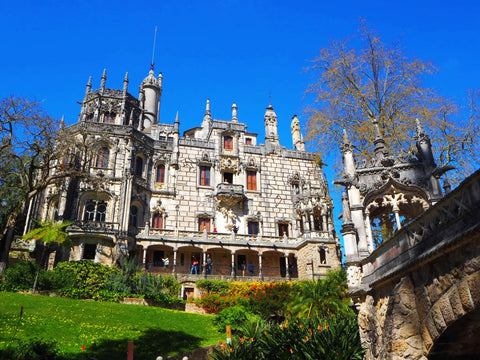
[[210, 317, 364, 360], [288, 269, 354, 319], [213, 305, 261, 333], [196, 279, 232, 294], [0, 96, 62, 273], [0, 292, 219, 360], [0, 338, 61, 360], [305, 20, 480, 179], [22, 219, 71, 247], [0, 261, 40, 292], [106, 257, 182, 306], [50, 260, 119, 299], [192, 292, 239, 314]]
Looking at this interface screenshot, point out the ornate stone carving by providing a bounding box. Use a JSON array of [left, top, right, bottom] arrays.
[[347, 264, 362, 287]]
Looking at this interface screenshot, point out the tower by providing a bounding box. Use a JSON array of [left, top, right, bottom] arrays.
[[336, 119, 453, 288], [291, 115, 305, 151], [140, 68, 162, 131], [264, 104, 279, 145]]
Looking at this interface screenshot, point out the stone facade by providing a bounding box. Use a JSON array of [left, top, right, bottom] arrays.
[[337, 116, 480, 358], [28, 68, 341, 282]]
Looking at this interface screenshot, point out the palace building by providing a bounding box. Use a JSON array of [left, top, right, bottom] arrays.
[[28, 68, 341, 281]]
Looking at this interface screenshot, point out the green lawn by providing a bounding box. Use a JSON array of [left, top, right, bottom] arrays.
[[0, 292, 220, 359]]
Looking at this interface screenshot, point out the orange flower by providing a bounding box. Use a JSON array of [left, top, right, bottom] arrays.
[[290, 348, 293, 353], [305, 336, 309, 341]]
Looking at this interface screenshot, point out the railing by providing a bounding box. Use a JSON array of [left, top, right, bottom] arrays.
[[137, 228, 297, 245], [361, 169, 480, 288], [215, 183, 245, 197], [68, 221, 121, 234]]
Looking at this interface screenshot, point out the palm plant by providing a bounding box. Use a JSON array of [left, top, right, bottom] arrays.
[[22, 218, 72, 291]]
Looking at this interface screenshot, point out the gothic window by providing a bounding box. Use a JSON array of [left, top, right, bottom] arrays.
[[129, 206, 138, 226], [248, 221, 259, 235], [313, 215, 322, 231], [198, 217, 211, 232], [159, 135, 166, 141], [156, 164, 165, 183], [319, 248, 327, 264], [152, 213, 163, 229], [135, 157, 143, 177], [84, 200, 107, 222], [199, 166, 211, 186], [52, 201, 59, 220], [95, 147, 109, 168], [86, 113, 94, 121], [247, 171, 257, 191], [245, 137, 252, 145], [224, 136, 233, 150], [167, 137, 174, 142], [83, 244, 97, 260], [103, 112, 116, 124], [223, 172, 233, 184], [278, 223, 289, 237]]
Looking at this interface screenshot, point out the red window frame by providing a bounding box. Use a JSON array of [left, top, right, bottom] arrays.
[[156, 164, 165, 183], [247, 171, 257, 191], [152, 213, 163, 229], [224, 136, 233, 150], [198, 218, 211, 232], [199, 166, 210, 186]]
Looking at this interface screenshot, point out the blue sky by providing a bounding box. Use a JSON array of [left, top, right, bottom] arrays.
[[1, 0, 479, 258]]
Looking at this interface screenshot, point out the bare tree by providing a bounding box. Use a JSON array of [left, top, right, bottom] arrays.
[[305, 21, 479, 180]]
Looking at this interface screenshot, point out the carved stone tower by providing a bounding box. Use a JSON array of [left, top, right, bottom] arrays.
[[291, 115, 305, 151], [336, 118, 453, 288], [264, 104, 279, 145], [140, 68, 162, 132]]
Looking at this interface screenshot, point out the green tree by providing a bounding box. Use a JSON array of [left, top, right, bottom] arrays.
[[305, 20, 479, 180], [22, 218, 72, 291], [288, 270, 353, 319]]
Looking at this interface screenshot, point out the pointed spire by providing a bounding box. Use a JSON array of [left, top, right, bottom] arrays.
[[371, 118, 387, 160], [232, 102, 238, 122], [341, 129, 353, 154], [174, 111, 180, 133], [100, 69, 107, 91], [123, 72, 129, 93], [158, 72, 163, 87], [205, 99, 211, 116], [60, 115, 65, 129]]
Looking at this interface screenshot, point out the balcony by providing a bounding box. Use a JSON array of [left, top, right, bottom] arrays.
[[67, 221, 121, 235], [215, 183, 245, 207]]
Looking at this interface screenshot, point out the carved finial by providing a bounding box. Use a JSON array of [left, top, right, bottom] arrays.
[[205, 99, 211, 116], [158, 72, 163, 87], [371, 118, 387, 159], [60, 115, 65, 129], [100, 69, 107, 91], [232, 102, 238, 122], [175, 111, 179, 124], [123, 72, 129, 93]]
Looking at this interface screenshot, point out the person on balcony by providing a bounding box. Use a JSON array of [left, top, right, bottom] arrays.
[[205, 253, 213, 275], [191, 256, 199, 274]]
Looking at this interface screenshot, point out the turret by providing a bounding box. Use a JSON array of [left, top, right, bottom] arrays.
[[232, 103, 238, 122], [200, 99, 213, 139], [372, 118, 387, 160], [140, 68, 162, 131], [291, 115, 305, 151], [100, 69, 107, 92], [264, 103, 279, 145]]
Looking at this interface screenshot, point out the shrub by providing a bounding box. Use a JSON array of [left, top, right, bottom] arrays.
[[196, 279, 232, 294], [210, 316, 364, 360], [0, 261, 39, 292], [213, 305, 260, 333], [0, 338, 60, 360], [50, 260, 120, 299], [192, 293, 239, 314]]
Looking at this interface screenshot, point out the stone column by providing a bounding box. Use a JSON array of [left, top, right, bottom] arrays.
[[143, 247, 148, 270], [285, 254, 290, 280], [202, 251, 207, 275], [173, 248, 177, 275], [322, 214, 328, 232], [258, 253, 263, 279], [393, 205, 402, 230], [231, 253, 235, 277], [364, 211, 374, 252]]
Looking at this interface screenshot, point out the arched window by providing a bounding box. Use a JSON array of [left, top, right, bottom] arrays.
[[84, 200, 107, 222], [152, 213, 163, 229], [129, 205, 138, 226], [103, 112, 116, 124], [95, 147, 109, 168], [224, 136, 233, 150], [135, 157, 143, 177], [156, 164, 165, 183]]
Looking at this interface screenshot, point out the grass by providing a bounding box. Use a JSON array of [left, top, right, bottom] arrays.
[[0, 292, 220, 359]]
